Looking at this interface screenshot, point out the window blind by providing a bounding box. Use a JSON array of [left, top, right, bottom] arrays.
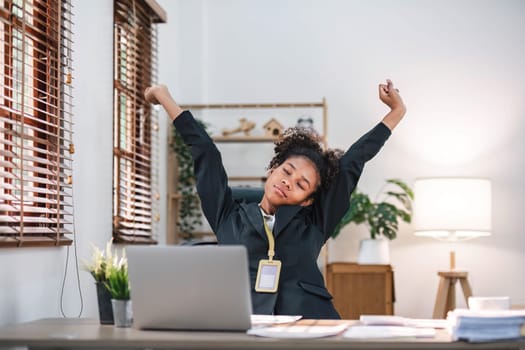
[[112, 0, 165, 244], [0, 0, 74, 247]]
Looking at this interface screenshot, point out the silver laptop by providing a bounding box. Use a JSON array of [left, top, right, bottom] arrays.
[[126, 245, 252, 331]]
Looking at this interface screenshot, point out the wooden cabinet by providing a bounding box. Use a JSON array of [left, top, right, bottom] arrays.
[[326, 262, 394, 319]]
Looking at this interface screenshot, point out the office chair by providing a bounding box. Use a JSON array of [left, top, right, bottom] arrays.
[[231, 187, 264, 204], [181, 187, 264, 246]]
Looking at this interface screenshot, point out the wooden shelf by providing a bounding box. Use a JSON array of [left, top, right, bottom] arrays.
[[180, 102, 325, 109], [213, 136, 278, 143], [228, 176, 267, 182]]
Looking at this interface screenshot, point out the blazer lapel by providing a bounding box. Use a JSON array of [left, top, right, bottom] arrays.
[[239, 202, 267, 241], [274, 205, 302, 238]]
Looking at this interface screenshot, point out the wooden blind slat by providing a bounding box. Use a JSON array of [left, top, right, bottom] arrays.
[[0, 112, 71, 133], [119, 214, 152, 223], [0, 204, 59, 214], [8, 227, 72, 235], [119, 185, 152, 199], [119, 172, 152, 188], [119, 198, 151, 211], [117, 228, 152, 235], [120, 208, 151, 217]]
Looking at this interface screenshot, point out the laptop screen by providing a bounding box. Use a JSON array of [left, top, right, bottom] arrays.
[[127, 245, 252, 331]]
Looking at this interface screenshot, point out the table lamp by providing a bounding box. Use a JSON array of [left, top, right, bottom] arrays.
[[413, 177, 492, 318]]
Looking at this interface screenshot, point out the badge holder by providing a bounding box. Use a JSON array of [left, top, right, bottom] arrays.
[[255, 259, 281, 293]]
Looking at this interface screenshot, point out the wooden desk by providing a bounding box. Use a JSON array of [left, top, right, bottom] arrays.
[[0, 318, 524, 350]]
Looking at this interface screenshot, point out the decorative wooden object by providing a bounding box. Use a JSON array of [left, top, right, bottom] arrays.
[[433, 271, 473, 319], [326, 262, 394, 319], [263, 118, 284, 137], [222, 118, 256, 136]]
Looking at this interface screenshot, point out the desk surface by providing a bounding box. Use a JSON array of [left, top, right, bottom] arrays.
[[0, 318, 523, 350]]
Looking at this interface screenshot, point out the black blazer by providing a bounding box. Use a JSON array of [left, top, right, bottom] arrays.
[[173, 111, 391, 319]]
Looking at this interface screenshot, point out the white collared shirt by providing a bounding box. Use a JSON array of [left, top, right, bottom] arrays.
[[259, 206, 275, 231]]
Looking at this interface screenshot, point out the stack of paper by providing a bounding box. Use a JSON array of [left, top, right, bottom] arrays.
[[448, 309, 525, 342], [359, 315, 449, 329]]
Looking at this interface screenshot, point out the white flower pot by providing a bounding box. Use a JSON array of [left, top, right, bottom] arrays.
[[357, 238, 390, 264]]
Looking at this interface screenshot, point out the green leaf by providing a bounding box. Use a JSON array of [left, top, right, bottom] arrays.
[[332, 178, 413, 240], [104, 265, 130, 300], [331, 191, 372, 239], [387, 178, 414, 199]]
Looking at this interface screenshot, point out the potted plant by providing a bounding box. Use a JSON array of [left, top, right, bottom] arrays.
[[332, 178, 413, 264], [104, 255, 132, 328], [84, 240, 115, 324]]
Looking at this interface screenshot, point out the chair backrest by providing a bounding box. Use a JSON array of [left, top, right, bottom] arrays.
[[181, 187, 264, 246], [231, 187, 264, 204]]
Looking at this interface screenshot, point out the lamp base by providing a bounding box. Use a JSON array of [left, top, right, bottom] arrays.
[[433, 271, 473, 319]]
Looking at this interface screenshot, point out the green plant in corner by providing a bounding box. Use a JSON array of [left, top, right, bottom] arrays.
[[332, 178, 414, 240], [104, 256, 130, 300], [170, 120, 210, 238]]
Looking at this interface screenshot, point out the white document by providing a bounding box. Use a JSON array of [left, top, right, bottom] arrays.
[[250, 314, 302, 326], [248, 324, 349, 339], [360, 315, 449, 329], [344, 325, 436, 339]]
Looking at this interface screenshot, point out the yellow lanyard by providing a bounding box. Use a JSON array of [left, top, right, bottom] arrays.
[[256, 215, 282, 293], [262, 218, 275, 261]]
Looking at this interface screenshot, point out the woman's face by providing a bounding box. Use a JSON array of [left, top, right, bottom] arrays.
[[263, 155, 320, 209]]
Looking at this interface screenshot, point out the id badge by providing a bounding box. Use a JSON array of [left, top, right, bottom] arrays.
[[255, 259, 281, 293]]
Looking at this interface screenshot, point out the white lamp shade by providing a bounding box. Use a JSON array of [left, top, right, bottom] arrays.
[[413, 178, 492, 241]]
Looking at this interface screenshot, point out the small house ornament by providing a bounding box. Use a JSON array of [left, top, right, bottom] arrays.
[[263, 118, 284, 138]]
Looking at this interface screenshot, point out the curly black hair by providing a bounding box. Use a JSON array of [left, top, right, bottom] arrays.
[[268, 127, 342, 198]]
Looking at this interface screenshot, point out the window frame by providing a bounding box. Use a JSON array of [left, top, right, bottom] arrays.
[[112, 0, 166, 244], [0, 0, 74, 248]]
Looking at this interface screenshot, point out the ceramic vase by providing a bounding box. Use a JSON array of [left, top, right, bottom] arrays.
[[357, 238, 390, 264], [96, 282, 114, 325]]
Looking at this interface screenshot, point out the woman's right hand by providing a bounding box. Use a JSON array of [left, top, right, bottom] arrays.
[[144, 84, 169, 105], [144, 84, 184, 121]]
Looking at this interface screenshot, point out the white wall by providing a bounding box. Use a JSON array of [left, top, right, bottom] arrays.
[[1, 0, 523, 327], [157, 0, 525, 318]]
